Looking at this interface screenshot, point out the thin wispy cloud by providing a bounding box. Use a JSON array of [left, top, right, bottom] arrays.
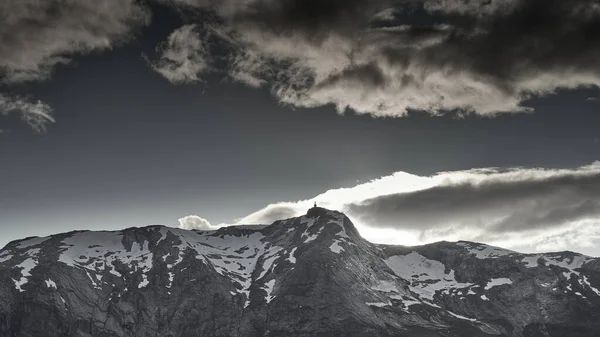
[[146, 24, 213, 84], [0, 94, 54, 132]]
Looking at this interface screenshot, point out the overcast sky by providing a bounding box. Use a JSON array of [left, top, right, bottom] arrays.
[[1, 0, 599, 255]]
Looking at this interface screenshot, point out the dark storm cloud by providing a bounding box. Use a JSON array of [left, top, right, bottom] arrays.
[[153, 0, 600, 116], [347, 168, 600, 239], [423, 0, 520, 16], [3, 0, 600, 126]]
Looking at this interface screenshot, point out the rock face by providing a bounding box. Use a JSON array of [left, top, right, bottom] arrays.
[[1, 207, 599, 336]]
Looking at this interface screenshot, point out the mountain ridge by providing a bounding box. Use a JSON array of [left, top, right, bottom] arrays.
[[1, 208, 599, 336]]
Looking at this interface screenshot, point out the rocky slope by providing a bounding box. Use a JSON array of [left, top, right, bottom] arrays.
[[1, 207, 599, 336]]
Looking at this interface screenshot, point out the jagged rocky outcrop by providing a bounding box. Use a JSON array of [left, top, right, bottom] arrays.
[[1, 207, 599, 336]]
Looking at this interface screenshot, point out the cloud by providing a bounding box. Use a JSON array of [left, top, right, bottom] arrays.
[[178, 215, 216, 230], [154, 0, 600, 117], [0, 94, 54, 132], [0, 0, 150, 84], [4, 0, 599, 127], [0, 0, 150, 130], [423, 0, 521, 16], [347, 166, 600, 239], [234, 162, 600, 253], [146, 24, 213, 84], [237, 202, 307, 225]]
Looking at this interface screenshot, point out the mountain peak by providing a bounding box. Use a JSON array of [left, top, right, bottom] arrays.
[[2, 211, 600, 336], [306, 205, 339, 218], [299, 207, 363, 244]]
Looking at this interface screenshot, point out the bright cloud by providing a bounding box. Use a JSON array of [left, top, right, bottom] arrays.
[[178, 215, 215, 230], [233, 162, 600, 254]]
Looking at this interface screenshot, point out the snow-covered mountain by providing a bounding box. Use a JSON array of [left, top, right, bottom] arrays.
[[1, 207, 599, 336]]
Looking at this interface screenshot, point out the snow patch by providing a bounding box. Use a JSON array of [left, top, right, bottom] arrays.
[[366, 301, 391, 307], [328, 221, 354, 254], [167, 272, 174, 288], [583, 276, 600, 296], [0, 252, 12, 263], [545, 254, 589, 278], [398, 296, 421, 309], [521, 255, 540, 268], [457, 242, 513, 259], [330, 240, 344, 254], [372, 280, 401, 293], [157, 227, 170, 244], [300, 216, 316, 228], [158, 229, 282, 308], [301, 226, 323, 243], [58, 232, 154, 289], [385, 252, 472, 300], [138, 274, 149, 288], [16, 236, 51, 249], [286, 247, 297, 264], [263, 279, 276, 303], [447, 310, 478, 322], [484, 278, 512, 290], [13, 258, 37, 292], [45, 279, 57, 288], [257, 247, 283, 280]]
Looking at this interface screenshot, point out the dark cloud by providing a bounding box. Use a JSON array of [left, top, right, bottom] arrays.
[[226, 0, 391, 39], [423, 0, 520, 16], [0, 0, 150, 130], [346, 165, 600, 240], [153, 0, 600, 116], [4, 0, 600, 125], [0, 0, 150, 84]]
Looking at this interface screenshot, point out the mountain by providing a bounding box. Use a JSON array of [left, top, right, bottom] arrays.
[[1, 207, 599, 336]]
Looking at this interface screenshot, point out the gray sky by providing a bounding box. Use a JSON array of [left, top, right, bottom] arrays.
[[1, 0, 599, 255]]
